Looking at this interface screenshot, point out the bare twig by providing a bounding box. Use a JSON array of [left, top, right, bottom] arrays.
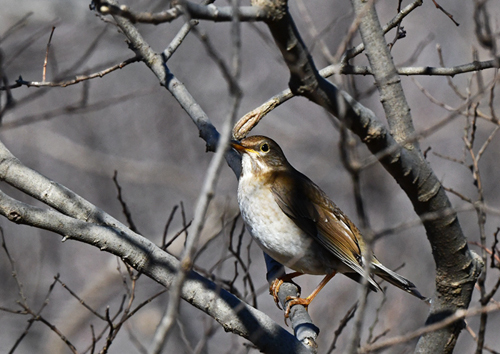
[[466, 322, 500, 354], [19, 302, 79, 354], [16, 275, 79, 354], [55, 277, 107, 321], [367, 288, 388, 344], [492, 228, 500, 268], [473, 0, 497, 52], [431, 0, 460, 26], [437, 44, 467, 99], [477, 126, 500, 162], [92, 1, 269, 24], [42, 27, 56, 82], [14, 56, 141, 88], [387, 0, 405, 51], [225, 216, 258, 307], [163, 220, 193, 250], [163, 20, 199, 61], [358, 303, 500, 353], [396, 33, 435, 67], [112, 170, 139, 234], [161, 205, 179, 249], [3, 19, 60, 68], [327, 302, 358, 353]]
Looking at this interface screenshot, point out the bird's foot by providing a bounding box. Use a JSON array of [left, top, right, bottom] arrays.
[[284, 296, 311, 319], [269, 272, 302, 310], [269, 278, 284, 309]]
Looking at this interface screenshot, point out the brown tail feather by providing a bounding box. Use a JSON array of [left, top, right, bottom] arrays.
[[343, 272, 382, 293], [373, 262, 428, 301]]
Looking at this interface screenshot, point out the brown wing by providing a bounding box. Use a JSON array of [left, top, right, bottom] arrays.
[[270, 169, 368, 277], [271, 169, 426, 298]]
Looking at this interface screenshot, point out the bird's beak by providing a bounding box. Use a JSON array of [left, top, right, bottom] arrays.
[[230, 140, 247, 154]]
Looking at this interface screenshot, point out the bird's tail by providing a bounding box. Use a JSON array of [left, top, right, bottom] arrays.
[[372, 262, 428, 301]]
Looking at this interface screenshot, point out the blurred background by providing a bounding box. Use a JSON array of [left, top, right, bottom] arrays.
[[0, 0, 499, 353]]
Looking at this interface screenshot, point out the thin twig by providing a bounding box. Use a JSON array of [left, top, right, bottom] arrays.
[[437, 44, 467, 99], [327, 302, 358, 353], [431, 0, 460, 26], [477, 126, 500, 162], [42, 27, 56, 82], [161, 205, 179, 249], [163, 20, 199, 61], [466, 322, 500, 354], [163, 220, 193, 250], [15, 56, 141, 88], [19, 302, 79, 354], [112, 170, 139, 234], [359, 303, 500, 353], [55, 277, 107, 321], [367, 288, 388, 344]]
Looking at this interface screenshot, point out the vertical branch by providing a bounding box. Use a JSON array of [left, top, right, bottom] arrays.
[[42, 27, 56, 82], [350, 0, 417, 149]]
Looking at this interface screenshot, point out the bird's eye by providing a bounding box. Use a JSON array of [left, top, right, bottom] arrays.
[[260, 143, 269, 153]]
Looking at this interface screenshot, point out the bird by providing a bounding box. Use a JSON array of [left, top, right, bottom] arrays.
[[230, 135, 426, 318]]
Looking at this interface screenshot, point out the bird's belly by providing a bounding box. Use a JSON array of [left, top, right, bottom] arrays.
[[238, 180, 334, 275]]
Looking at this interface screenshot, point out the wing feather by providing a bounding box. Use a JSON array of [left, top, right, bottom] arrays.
[[270, 170, 368, 278]]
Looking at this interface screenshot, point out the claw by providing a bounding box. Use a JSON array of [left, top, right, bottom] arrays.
[[284, 296, 311, 319], [269, 278, 284, 310], [269, 272, 303, 311]]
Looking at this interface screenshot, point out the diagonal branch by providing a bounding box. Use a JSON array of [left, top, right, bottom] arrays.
[[0, 147, 312, 354]]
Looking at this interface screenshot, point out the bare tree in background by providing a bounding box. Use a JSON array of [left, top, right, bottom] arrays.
[[0, 0, 499, 353]]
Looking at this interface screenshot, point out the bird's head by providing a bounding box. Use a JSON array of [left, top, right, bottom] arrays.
[[231, 136, 289, 176]]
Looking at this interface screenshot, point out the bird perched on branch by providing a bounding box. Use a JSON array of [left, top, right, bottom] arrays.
[[231, 135, 426, 319]]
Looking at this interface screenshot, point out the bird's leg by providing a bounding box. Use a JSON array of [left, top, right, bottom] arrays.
[[284, 272, 336, 319], [269, 271, 303, 309]]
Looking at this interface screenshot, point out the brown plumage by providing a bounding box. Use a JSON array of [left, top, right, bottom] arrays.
[[232, 135, 425, 317]]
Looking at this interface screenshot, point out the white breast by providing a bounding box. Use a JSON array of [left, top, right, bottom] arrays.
[[237, 156, 333, 274]]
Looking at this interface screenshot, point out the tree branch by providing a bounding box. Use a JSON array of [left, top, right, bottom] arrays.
[[0, 146, 312, 354], [92, 0, 271, 24], [359, 302, 500, 353], [252, 1, 484, 352]]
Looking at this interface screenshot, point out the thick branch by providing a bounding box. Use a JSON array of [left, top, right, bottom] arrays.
[[0, 133, 315, 353], [0, 189, 310, 354], [350, 0, 416, 148]]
